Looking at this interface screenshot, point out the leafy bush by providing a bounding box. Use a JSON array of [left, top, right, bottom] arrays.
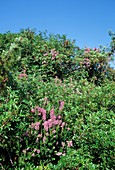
[[0, 29, 115, 169]]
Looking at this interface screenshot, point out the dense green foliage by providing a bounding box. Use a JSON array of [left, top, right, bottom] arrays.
[[0, 29, 115, 169]]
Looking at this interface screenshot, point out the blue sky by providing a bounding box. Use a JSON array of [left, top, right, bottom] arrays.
[[0, 0, 115, 50]]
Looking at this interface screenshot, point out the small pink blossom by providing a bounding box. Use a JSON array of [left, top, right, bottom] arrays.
[[48, 119, 53, 128], [34, 148, 37, 152], [61, 122, 65, 128], [43, 52, 48, 56], [85, 48, 90, 53], [56, 152, 62, 156], [58, 115, 61, 119], [53, 120, 59, 125], [37, 149, 40, 154], [67, 140, 73, 147], [34, 122, 40, 130], [50, 108, 56, 120], [61, 142, 65, 148], [43, 136, 46, 143], [67, 127, 70, 131], [56, 141, 59, 145], [37, 107, 46, 121], [58, 120, 62, 125], [30, 122, 35, 129], [22, 149, 26, 154], [32, 153, 35, 157], [43, 121, 49, 131], [52, 130, 56, 134], [38, 134, 42, 138], [46, 132, 49, 136], [31, 108, 35, 113], [93, 47, 97, 51], [50, 49, 58, 60]]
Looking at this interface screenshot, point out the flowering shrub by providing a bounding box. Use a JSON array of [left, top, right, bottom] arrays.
[[0, 29, 115, 169]]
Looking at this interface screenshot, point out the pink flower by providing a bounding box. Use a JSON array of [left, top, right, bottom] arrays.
[[43, 121, 49, 131], [67, 127, 70, 131], [37, 107, 46, 121], [50, 49, 58, 60], [58, 120, 62, 125], [31, 108, 35, 113], [56, 152, 62, 156], [42, 113, 46, 121], [38, 134, 42, 138], [58, 115, 61, 119], [93, 47, 97, 51], [32, 153, 35, 157], [61, 122, 65, 128], [56, 141, 59, 145], [37, 149, 40, 154], [46, 132, 49, 136], [85, 48, 90, 53], [43, 52, 48, 56], [67, 140, 73, 147], [22, 149, 26, 154], [50, 108, 56, 120], [35, 122, 40, 130], [52, 130, 56, 134], [43, 136, 46, 143], [30, 122, 40, 130], [53, 120, 59, 125], [59, 100, 65, 111], [34, 148, 37, 152], [19, 73, 27, 79], [48, 119, 53, 128], [36, 138, 39, 143]]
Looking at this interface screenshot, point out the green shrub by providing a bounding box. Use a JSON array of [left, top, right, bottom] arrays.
[[0, 29, 115, 169]]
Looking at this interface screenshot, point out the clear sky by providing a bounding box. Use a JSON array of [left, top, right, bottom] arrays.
[[0, 0, 115, 49]]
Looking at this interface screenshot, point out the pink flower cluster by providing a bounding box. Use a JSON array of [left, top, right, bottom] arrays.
[[50, 49, 59, 60], [84, 47, 100, 54], [31, 105, 65, 132], [81, 58, 91, 68], [43, 49, 58, 60], [30, 122, 40, 130], [43, 108, 64, 132], [31, 106, 46, 121], [84, 47, 90, 54]]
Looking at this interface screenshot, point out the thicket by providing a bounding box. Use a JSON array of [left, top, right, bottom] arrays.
[[0, 29, 115, 170]]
